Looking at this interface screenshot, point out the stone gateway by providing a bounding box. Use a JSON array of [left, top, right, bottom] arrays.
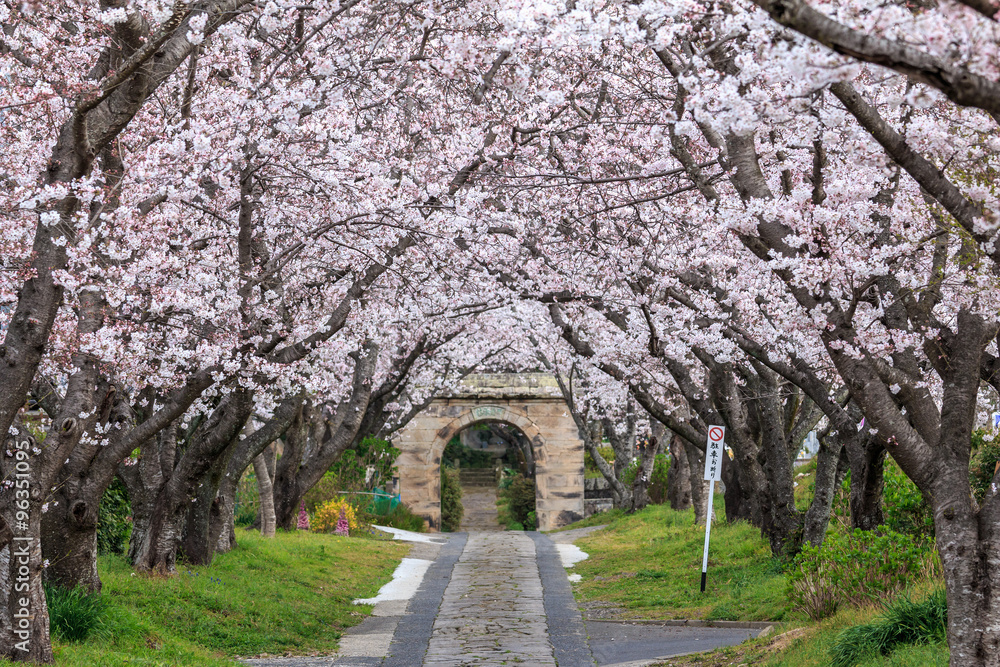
[[394, 374, 585, 531]]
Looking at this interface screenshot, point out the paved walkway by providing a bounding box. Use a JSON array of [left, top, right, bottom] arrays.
[[245, 528, 761, 667], [458, 486, 501, 531], [424, 532, 554, 664]]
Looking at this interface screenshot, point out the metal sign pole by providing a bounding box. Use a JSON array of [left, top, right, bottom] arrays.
[[700, 477, 715, 592], [700, 425, 725, 593]]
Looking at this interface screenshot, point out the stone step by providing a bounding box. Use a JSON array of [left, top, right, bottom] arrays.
[[459, 469, 497, 487], [458, 468, 496, 477]]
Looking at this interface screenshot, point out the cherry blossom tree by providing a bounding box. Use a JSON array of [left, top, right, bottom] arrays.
[[3, 0, 1000, 664], [463, 1, 1000, 660]]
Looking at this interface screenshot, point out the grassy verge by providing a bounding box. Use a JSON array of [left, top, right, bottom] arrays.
[[648, 597, 948, 666], [9, 529, 407, 666], [570, 500, 790, 622], [546, 508, 626, 532]]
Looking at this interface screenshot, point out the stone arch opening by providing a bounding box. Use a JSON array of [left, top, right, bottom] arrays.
[[439, 417, 539, 531]]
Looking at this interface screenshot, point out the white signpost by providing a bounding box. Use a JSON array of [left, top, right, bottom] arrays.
[[701, 425, 725, 592]]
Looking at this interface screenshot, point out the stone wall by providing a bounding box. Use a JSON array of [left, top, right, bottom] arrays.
[[394, 393, 585, 531]]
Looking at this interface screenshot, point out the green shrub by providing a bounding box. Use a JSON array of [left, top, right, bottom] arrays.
[[584, 446, 615, 475], [619, 460, 639, 487], [830, 590, 947, 667], [647, 454, 670, 504], [440, 466, 464, 532], [96, 478, 132, 556], [498, 473, 535, 530], [970, 428, 1000, 504], [234, 470, 260, 527], [497, 467, 518, 491], [883, 462, 934, 541], [335, 436, 399, 490], [303, 470, 339, 513], [787, 528, 935, 620], [304, 437, 400, 513], [376, 502, 427, 532], [443, 435, 495, 469], [44, 582, 107, 642]]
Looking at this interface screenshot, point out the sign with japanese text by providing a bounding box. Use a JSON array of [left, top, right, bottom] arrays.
[[703, 425, 725, 481]]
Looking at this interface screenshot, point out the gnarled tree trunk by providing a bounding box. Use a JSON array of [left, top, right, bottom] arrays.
[[721, 448, 753, 523], [667, 435, 692, 511], [802, 435, 843, 548], [273, 345, 379, 529], [628, 435, 659, 512], [204, 400, 299, 555], [131, 390, 254, 572], [847, 434, 886, 531]]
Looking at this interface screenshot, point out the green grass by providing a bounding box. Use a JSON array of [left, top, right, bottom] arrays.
[[829, 590, 947, 667], [646, 585, 947, 667], [570, 501, 791, 622], [5, 529, 407, 666], [761, 603, 949, 667], [45, 583, 108, 642], [793, 458, 818, 511]]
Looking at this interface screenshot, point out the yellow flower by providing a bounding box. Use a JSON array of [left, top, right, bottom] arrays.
[[312, 498, 359, 533]]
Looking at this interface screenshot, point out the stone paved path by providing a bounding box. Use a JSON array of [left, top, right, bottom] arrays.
[[457, 486, 501, 531], [424, 532, 554, 665], [244, 527, 761, 667]]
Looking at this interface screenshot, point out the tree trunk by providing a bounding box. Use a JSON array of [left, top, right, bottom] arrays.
[[1, 511, 51, 663], [721, 448, 753, 523], [685, 441, 710, 524], [207, 401, 298, 551], [605, 414, 636, 481], [254, 447, 277, 538], [274, 349, 379, 529], [926, 410, 1000, 666], [130, 487, 188, 575], [667, 435, 692, 511], [754, 383, 805, 557], [40, 488, 101, 592], [123, 426, 176, 568], [847, 435, 886, 531], [801, 436, 843, 548], [584, 435, 632, 509], [629, 435, 659, 512], [182, 457, 230, 567], [182, 393, 290, 564], [132, 390, 255, 571], [213, 484, 237, 555], [273, 402, 311, 531], [207, 462, 242, 556]]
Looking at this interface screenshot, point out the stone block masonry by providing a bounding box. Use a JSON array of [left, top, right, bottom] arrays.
[[394, 374, 585, 532]]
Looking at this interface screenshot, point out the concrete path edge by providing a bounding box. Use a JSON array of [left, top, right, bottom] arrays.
[[528, 531, 597, 667]]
